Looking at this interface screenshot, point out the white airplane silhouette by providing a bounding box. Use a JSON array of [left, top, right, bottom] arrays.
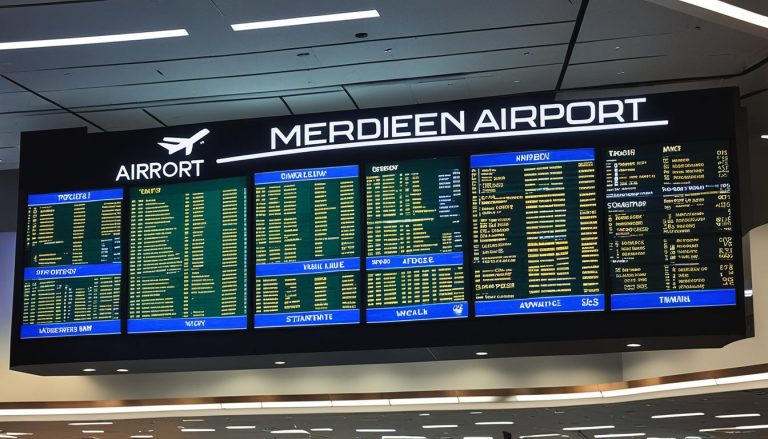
[[158, 128, 210, 156]]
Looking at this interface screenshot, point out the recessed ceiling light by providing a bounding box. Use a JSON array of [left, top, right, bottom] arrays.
[[675, 0, 768, 29], [520, 435, 561, 438], [180, 429, 216, 433], [470, 412, 483, 415], [476, 422, 515, 425], [652, 412, 705, 419], [5, 434, 33, 436], [81, 431, 104, 434], [761, 135, 768, 140], [82, 368, 96, 372], [270, 430, 310, 434], [0, 29, 188, 51], [116, 368, 129, 373], [626, 343, 642, 348], [617, 71, 625, 75], [183, 419, 205, 422], [226, 426, 256, 430], [356, 429, 397, 433], [275, 361, 286, 365], [615, 45, 622, 49], [563, 426, 615, 431], [131, 436, 154, 438], [231, 10, 380, 31], [68, 422, 113, 426], [717, 414, 761, 418], [475, 351, 488, 356], [310, 428, 334, 432], [419, 413, 430, 416], [423, 425, 458, 429]]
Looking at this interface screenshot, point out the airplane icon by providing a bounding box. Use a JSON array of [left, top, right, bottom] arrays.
[[158, 128, 210, 156]]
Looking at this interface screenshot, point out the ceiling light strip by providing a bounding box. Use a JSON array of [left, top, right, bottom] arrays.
[[0, 369, 766, 417], [231, 10, 379, 31], [676, 0, 768, 29], [0, 29, 188, 50]]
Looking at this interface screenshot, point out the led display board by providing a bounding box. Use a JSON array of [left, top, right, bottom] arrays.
[[21, 188, 122, 338], [253, 166, 361, 328], [11, 87, 747, 374], [605, 142, 736, 310], [365, 158, 467, 323], [471, 149, 603, 316], [127, 177, 248, 333]]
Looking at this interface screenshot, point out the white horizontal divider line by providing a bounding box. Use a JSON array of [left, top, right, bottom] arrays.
[[216, 120, 669, 164]]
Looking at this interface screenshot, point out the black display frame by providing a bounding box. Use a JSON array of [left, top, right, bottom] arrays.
[[10, 87, 748, 375]]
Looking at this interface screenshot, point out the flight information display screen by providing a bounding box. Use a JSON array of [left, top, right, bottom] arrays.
[[471, 149, 604, 316], [128, 177, 248, 333], [365, 158, 467, 323], [21, 188, 123, 338], [253, 166, 361, 328], [606, 142, 736, 310]]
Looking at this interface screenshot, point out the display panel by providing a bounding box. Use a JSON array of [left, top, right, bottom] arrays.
[[253, 166, 361, 327], [471, 149, 604, 315], [365, 157, 467, 323], [606, 142, 736, 310], [128, 177, 248, 333], [21, 188, 123, 338]]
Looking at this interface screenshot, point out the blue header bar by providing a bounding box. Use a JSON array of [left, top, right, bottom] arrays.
[[128, 315, 247, 333], [612, 289, 736, 311], [367, 301, 468, 323], [366, 252, 463, 270], [20, 320, 120, 339], [256, 257, 360, 277], [470, 148, 595, 168], [28, 188, 123, 206], [476, 294, 604, 316], [24, 263, 122, 281], [254, 165, 359, 185], [255, 309, 360, 328]]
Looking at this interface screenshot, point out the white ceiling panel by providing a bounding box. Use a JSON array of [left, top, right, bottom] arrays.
[[80, 109, 163, 131], [345, 83, 416, 109], [312, 22, 573, 67], [562, 55, 744, 89], [148, 98, 289, 126], [0, 144, 20, 168], [579, 0, 694, 41], [0, 111, 97, 134], [11, 31, 570, 94], [465, 64, 562, 98], [283, 91, 356, 114], [410, 77, 472, 104], [215, 0, 580, 34], [0, 91, 56, 113], [0, 76, 23, 93], [40, 46, 566, 109], [0, 0, 227, 71]]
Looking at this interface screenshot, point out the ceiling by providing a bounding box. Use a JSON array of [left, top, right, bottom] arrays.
[[1, 388, 768, 439], [0, 0, 767, 171]]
